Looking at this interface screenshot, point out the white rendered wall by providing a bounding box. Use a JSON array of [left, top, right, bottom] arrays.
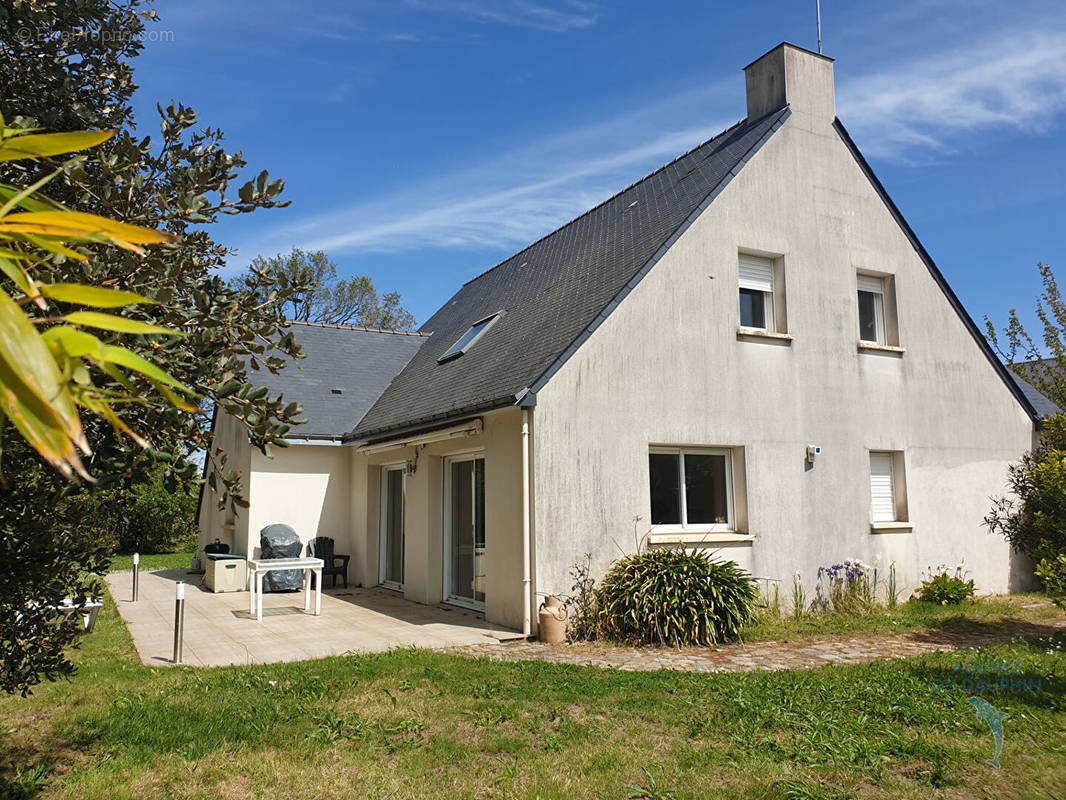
[[531, 95, 1034, 606], [244, 444, 352, 559]]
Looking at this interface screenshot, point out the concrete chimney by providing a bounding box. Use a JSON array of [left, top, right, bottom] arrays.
[[744, 43, 835, 125]]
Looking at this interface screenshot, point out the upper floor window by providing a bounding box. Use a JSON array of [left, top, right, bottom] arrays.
[[438, 312, 503, 363], [857, 274, 886, 344], [649, 447, 734, 531], [738, 253, 776, 331], [738, 252, 788, 338]]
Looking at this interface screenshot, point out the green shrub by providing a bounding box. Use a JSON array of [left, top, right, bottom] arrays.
[[1035, 554, 1066, 609], [986, 413, 1066, 607], [596, 548, 757, 646], [63, 463, 198, 555], [916, 564, 975, 605], [564, 553, 600, 641]]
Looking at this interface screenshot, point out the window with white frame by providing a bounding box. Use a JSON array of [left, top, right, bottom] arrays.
[[869, 450, 907, 523], [738, 254, 776, 331], [857, 274, 887, 344], [648, 447, 734, 531]]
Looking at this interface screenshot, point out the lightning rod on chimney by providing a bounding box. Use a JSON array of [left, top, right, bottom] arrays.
[[816, 0, 823, 53]]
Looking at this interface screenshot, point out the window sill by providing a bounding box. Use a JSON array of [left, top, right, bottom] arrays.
[[870, 521, 913, 533], [857, 342, 905, 355], [647, 531, 755, 545], [737, 327, 793, 343]]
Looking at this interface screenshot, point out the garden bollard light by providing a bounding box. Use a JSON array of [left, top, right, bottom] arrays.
[[173, 581, 185, 665], [132, 552, 139, 602]]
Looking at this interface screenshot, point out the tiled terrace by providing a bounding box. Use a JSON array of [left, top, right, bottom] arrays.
[[105, 568, 523, 667]]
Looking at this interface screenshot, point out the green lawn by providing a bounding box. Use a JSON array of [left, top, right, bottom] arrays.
[[741, 593, 1064, 642], [1, 597, 1064, 799], [106, 551, 195, 573]]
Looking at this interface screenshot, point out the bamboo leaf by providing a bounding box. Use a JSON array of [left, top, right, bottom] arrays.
[[0, 287, 91, 479], [40, 326, 106, 360], [41, 283, 157, 308], [100, 344, 191, 392], [63, 311, 178, 336], [0, 170, 64, 217], [0, 129, 116, 161], [0, 256, 38, 299], [3, 210, 175, 245], [147, 378, 198, 412], [12, 233, 88, 260]]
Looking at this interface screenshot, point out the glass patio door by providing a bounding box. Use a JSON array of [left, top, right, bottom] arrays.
[[445, 455, 485, 609], [379, 466, 405, 589]]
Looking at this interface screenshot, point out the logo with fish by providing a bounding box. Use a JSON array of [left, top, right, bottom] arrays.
[[967, 696, 1008, 768], [929, 659, 1032, 769]]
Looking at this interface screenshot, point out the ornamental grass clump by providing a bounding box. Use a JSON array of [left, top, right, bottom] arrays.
[[597, 548, 758, 646]]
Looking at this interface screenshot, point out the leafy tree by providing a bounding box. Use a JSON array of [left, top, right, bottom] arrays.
[[985, 262, 1066, 409], [0, 0, 312, 694], [985, 262, 1066, 607], [67, 463, 198, 555], [245, 248, 416, 329], [0, 123, 189, 481]]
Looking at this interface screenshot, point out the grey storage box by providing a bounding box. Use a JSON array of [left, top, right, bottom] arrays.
[[204, 553, 247, 593]]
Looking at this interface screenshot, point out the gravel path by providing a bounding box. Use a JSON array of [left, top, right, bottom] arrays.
[[450, 617, 1066, 673]]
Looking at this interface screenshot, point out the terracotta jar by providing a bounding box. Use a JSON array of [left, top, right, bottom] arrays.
[[537, 595, 568, 643]]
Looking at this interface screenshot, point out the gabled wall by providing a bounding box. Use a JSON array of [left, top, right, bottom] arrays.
[[196, 411, 251, 555], [532, 99, 1034, 603], [245, 443, 352, 558], [197, 414, 353, 560]]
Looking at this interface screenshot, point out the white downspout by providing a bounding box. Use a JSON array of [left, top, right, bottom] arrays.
[[521, 407, 532, 637]]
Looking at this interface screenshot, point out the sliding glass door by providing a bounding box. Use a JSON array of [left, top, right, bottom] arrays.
[[379, 465, 405, 589], [444, 454, 485, 609]]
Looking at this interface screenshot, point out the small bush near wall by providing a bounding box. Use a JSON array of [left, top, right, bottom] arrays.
[[597, 548, 757, 647], [916, 564, 975, 605], [564, 553, 600, 641]]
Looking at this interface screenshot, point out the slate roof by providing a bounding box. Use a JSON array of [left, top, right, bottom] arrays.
[[351, 109, 790, 439], [1010, 360, 1061, 418], [1014, 376, 1059, 418], [257, 321, 427, 438]]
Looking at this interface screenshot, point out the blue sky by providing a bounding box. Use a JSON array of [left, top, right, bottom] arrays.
[[131, 0, 1066, 332]]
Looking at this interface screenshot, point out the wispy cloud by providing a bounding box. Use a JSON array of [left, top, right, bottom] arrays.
[[235, 81, 734, 261], [838, 26, 1066, 160], [234, 22, 1066, 263], [404, 0, 598, 33]]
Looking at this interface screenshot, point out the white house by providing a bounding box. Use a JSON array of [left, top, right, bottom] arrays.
[[198, 43, 1039, 634]]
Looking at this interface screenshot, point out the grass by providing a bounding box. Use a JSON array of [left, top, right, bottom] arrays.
[[106, 551, 195, 573], [1, 596, 1064, 799], [742, 593, 1063, 642]]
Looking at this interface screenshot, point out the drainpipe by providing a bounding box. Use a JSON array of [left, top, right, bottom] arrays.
[[521, 407, 532, 637]]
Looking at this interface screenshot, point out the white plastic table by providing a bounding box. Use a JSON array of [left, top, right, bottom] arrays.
[[246, 557, 324, 622]]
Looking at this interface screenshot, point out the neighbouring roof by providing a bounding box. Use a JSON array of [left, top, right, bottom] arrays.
[[1014, 376, 1060, 418], [1010, 360, 1061, 418], [351, 108, 790, 439], [256, 320, 427, 438]]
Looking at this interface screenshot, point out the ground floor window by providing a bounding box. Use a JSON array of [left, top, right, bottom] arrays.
[[649, 447, 734, 531], [869, 450, 907, 523]]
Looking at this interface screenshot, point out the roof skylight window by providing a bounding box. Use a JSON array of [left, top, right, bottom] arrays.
[[438, 312, 504, 363]]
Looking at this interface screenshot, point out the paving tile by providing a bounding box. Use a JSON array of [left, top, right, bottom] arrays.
[[104, 572, 522, 667]]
